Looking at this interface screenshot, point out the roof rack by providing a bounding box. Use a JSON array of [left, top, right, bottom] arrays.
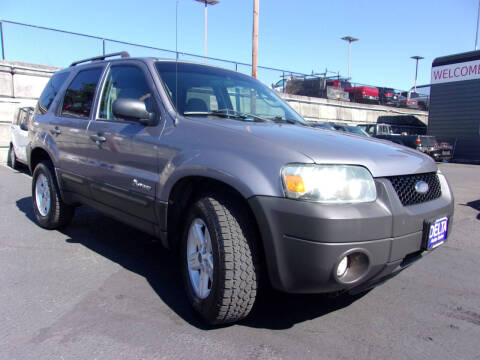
[[69, 51, 130, 67]]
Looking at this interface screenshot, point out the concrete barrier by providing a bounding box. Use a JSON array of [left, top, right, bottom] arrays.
[[279, 93, 428, 125]]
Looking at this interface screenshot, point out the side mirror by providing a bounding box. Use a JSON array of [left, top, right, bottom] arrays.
[[112, 98, 157, 126]]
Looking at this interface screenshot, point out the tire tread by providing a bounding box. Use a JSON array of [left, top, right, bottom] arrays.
[[208, 196, 257, 323]]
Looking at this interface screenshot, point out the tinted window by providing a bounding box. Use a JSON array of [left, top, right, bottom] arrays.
[[98, 65, 153, 121], [36, 72, 70, 114], [61, 68, 103, 119]]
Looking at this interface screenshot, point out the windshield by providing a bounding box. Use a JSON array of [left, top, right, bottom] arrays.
[[155, 62, 306, 124], [346, 126, 370, 136]]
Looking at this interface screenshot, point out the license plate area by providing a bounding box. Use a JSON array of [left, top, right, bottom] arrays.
[[423, 217, 448, 250]]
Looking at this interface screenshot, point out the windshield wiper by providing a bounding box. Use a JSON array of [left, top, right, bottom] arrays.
[[183, 109, 269, 122], [268, 116, 304, 125]]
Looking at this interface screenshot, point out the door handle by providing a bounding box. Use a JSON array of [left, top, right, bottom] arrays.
[[51, 127, 61, 135], [90, 134, 106, 143]]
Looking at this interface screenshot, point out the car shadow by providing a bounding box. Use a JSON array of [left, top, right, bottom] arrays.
[[461, 200, 480, 220], [5, 163, 31, 176], [16, 196, 368, 330]]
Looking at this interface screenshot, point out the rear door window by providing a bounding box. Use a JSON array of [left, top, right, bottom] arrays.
[[36, 72, 70, 114], [61, 68, 103, 119]]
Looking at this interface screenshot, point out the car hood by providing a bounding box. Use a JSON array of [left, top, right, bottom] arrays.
[[215, 121, 437, 178]]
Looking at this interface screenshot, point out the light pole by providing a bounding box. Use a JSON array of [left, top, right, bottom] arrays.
[[475, 0, 480, 50], [194, 0, 219, 62], [341, 36, 358, 79], [411, 55, 424, 92]]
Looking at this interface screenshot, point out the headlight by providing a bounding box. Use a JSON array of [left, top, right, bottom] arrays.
[[281, 164, 377, 203]]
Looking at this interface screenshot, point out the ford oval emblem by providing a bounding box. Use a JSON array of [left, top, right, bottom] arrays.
[[415, 180, 429, 194]]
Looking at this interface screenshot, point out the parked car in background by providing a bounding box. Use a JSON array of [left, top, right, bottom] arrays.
[[399, 91, 419, 109], [408, 85, 430, 110], [357, 123, 451, 161], [357, 123, 394, 136], [396, 136, 452, 162], [326, 79, 352, 90], [271, 78, 287, 93], [378, 87, 397, 105], [388, 92, 406, 107], [285, 77, 350, 101], [344, 84, 379, 103], [376, 115, 427, 135], [333, 124, 370, 137], [7, 106, 33, 169]]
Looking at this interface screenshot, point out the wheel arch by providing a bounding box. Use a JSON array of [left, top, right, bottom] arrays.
[[165, 176, 266, 271], [29, 146, 54, 174]]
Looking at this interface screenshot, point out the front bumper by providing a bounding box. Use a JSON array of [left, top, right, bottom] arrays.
[[248, 174, 454, 294]]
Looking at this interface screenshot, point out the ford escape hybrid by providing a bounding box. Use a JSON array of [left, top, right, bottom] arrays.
[[28, 52, 454, 325]]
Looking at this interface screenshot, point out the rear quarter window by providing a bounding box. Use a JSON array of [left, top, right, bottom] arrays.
[[36, 72, 70, 115]]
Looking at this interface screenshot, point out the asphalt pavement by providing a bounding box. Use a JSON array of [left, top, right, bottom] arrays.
[[0, 162, 479, 360]]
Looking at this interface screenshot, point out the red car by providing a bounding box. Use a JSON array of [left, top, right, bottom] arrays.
[[344, 84, 379, 103], [324, 79, 379, 104]]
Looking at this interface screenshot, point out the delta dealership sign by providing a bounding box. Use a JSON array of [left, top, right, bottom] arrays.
[[431, 59, 480, 84]]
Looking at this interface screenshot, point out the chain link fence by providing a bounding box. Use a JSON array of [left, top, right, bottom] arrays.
[[0, 20, 426, 109]]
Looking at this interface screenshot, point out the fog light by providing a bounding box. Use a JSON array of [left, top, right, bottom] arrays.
[[336, 256, 349, 277], [335, 251, 370, 284]]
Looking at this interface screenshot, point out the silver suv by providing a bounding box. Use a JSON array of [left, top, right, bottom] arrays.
[[28, 52, 454, 325]]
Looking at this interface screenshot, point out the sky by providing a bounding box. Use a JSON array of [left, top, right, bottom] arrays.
[[1, 0, 477, 91]]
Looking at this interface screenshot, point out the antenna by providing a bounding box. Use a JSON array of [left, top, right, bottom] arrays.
[[175, 0, 179, 126]]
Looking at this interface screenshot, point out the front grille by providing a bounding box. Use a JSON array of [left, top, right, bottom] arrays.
[[387, 172, 441, 206]]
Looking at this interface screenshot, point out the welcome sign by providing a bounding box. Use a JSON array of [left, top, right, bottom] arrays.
[[431, 59, 480, 84]]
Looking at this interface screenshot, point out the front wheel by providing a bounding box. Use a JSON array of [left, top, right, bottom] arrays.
[[32, 161, 74, 229], [181, 194, 259, 325]]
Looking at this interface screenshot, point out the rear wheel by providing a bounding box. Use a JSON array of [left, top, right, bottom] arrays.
[[32, 161, 74, 229], [7, 145, 18, 170], [181, 193, 259, 325]]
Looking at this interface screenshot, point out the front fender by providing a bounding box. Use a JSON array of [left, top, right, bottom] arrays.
[[158, 149, 283, 202]]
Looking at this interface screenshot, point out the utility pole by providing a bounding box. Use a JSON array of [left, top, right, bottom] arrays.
[[411, 55, 424, 92], [194, 0, 219, 62], [252, 0, 259, 78], [341, 36, 358, 79]]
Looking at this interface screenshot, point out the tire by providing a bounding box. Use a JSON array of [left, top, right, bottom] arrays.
[[181, 193, 259, 325], [32, 161, 74, 229], [7, 145, 18, 170]]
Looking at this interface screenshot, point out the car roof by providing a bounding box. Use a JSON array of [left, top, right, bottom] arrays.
[[66, 56, 239, 75]]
